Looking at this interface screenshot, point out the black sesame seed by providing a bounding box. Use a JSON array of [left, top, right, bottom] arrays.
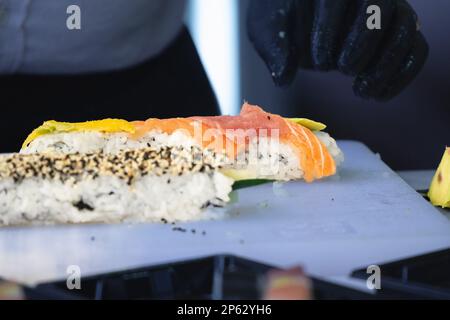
[[73, 200, 94, 211]]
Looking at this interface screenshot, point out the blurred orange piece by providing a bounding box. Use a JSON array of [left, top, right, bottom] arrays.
[[263, 267, 312, 300]]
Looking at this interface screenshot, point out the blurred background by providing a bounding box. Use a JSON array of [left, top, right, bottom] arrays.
[[187, 0, 450, 171]]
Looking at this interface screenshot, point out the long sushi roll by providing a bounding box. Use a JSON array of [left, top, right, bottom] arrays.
[[0, 147, 233, 226], [21, 103, 344, 182]]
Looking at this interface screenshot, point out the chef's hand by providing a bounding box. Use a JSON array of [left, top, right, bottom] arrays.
[[247, 0, 429, 101]]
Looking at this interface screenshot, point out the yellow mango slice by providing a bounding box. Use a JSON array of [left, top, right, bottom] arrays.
[[288, 118, 327, 131], [22, 119, 135, 149], [428, 147, 450, 208], [220, 168, 259, 181]]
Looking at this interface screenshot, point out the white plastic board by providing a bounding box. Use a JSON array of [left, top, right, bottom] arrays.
[[1, 141, 449, 285]]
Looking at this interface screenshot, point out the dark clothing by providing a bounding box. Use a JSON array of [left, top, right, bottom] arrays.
[[0, 27, 219, 152]]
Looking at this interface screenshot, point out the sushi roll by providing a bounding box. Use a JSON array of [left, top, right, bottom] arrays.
[[21, 103, 344, 182], [0, 147, 234, 226]]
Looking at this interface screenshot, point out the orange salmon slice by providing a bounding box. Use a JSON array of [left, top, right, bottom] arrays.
[[132, 103, 336, 182]]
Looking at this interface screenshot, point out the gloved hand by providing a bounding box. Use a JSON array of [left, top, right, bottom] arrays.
[[247, 0, 429, 101]]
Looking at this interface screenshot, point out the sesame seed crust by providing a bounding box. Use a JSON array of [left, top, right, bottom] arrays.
[[0, 146, 225, 184]]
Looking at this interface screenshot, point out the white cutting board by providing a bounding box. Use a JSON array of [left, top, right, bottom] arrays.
[[1, 141, 450, 286]]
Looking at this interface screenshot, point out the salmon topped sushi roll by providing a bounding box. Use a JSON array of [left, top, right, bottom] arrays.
[[21, 103, 343, 182]]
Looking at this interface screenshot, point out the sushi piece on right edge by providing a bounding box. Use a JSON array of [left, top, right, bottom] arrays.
[[21, 103, 344, 182], [0, 146, 233, 226]]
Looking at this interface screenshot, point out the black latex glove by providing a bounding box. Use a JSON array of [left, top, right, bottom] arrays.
[[247, 0, 429, 101]]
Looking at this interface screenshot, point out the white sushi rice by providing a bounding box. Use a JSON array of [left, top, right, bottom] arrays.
[[0, 171, 233, 226], [1, 147, 234, 226], [22, 130, 344, 181], [21, 130, 196, 155]]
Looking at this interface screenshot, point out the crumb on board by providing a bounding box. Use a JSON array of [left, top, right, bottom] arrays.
[[258, 200, 269, 208], [171, 226, 207, 236]]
